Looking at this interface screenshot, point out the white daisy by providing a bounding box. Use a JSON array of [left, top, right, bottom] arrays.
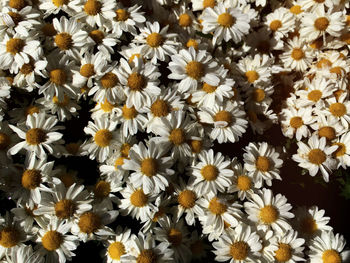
[[310, 114, 345, 142], [322, 92, 350, 129], [8, 245, 43, 263], [110, 4, 145, 36], [91, 99, 119, 120], [280, 37, 313, 71], [265, 7, 296, 39], [91, 177, 121, 210], [332, 131, 350, 168], [87, 27, 119, 62], [39, 0, 81, 17], [99, 151, 129, 184], [11, 199, 39, 232]]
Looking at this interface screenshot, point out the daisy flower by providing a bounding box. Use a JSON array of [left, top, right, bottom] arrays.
[[8, 112, 63, 161], [110, 4, 145, 36], [332, 131, 350, 168], [99, 151, 129, 184], [8, 245, 43, 263], [191, 0, 216, 11], [322, 92, 350, 129], [87, 27, 119, 61], [201, 3, 251, 45], [265, 7, 296, 39], [244, 188, 294, 233], [122, 141, 174, 194], [310, 114, 345, 142], [171, 2, 199, 35], [91, 177, 121, 210], [11, 199, 39, 232], [280, 37, 313, 71], [91, 99, 119, 120], [39, 0, 81, 17], [299, 0, 339, 12], [212, 224, 262, 263], [292, 134, 338, 182], [114, 104, 148, 137], [168, 47, 220, 94]]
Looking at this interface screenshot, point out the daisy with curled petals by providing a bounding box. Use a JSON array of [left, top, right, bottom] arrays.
[[189, 149, 233, 194], [8, 245, 43, 263], [212, 224, 262, 263], [82, 117, 119, 162], [198, 100, 248, 144], [117, 57, 161, 110], [322, 92, 350, 129], [292, 134, 337, 182], [265, 7, 296, 39], [39, 0, 81, 17], [332, 131, 350, 168], [308, 230, 350, 263], [244, 188, 294, 234], [201, 3, 250, 45], [243, 142, 283, 188], [35, 217, 79, 263], [168, 47, 220, 94], [264, 229, 305, 263], [8, 112, 63, 161], [122, 141, 174, 194], [133, 21, 178, 63], [110, 4, 145, 36]]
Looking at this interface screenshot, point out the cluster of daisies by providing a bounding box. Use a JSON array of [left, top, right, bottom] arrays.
[[0, 0, 350, 262]]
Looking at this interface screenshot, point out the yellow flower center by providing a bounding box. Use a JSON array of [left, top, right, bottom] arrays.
[[100, 99, 115, 112], [229, 241, 249, 260], [252, 88, 265, 102], [270, 20, 282, 31], [300, 216, 318, 235], [55, 32, 72, 50], [52, 0, 68, 7], [6, 38, 24, 55], [186, 39, 198, 50], [255, 156, 270, 172], [127, 72, 146, 91], [308, 149, 326, 165], [94, 181, 111, 199], [179, 13, 192, 27], [314, 17, 329, 31], [8, 12, 22, 25], [130, 189, 148, 207], [202, 82, 217, 93], [22, 169, 41, 189], [260, 205, 279, 224], [290, 116, 303, 129], [318, 126, 336, 141], [307, 90, 322, 102], [121, 143, 131, 157], [291, 48, 304, 60], [80, 63, 95, 78], [333, 143, 346, 157], [52, 95, 69, 107], [203, 0, 215, 8], [237, 175, 251, 191], [41, 230, 63, 251], [208, 197, 227, 215], [94, 129, 113, 147], [26, 128, 46, 145], [115, 9, 129, 21], [122, 105, 137, 120], [108, 242, 126, 260], [114, 156, 125, 170], [50, 69, 67, 85], [186, 61, 204, 80], [168, 228, 182, 247], [329, 102, 346, 117], [201, 164, 218, 181], [245, 70, 259, 83], [78, 212, 101, 234], [137, 249, 157, 263], [146, 33, 164, 48], [217, 13, 235, 27], [89, 30, 104, 44], [84, 0, 102, 15], [20, 62, 34, 75], [189, 139, 202, 153], [290, 5, 302, 14], [54, 199, 75, 219], [151, 99, 169, 117], [41, 23, 57, 37], [178, 190, 196, 208], [316, 58, 332, 69], [322, 250, 341, 263], [275, 243, 292, 262], [0, 132, 11, 150], [101, 72, 118, 89], [214, 110, 232, 125], [140, 158, 158, 177], [330, 67, 343, 76], [0, 227, 20, 248], [169, 128, 186, 145], [9, 0, 27, 10]]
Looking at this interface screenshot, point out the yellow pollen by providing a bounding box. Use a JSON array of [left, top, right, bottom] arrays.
[[130, 189, 148, 207], [190, 139, 202, 153], [169, 128, 186, 145], [186, 61, 204, 80], [270, 20, 282, 31], [6, 38, 25, 55], [80, 64, 95, 78], [322, 250, 341, 263], [65, 142, 80, 155], [108, 242, 126, 260], [307, 90, 322, 102], [137, 249, 157, 263], [260, 205, 278, 224], [146, 33, 164, 48], [100, 99, 115, 112], [78, 212, 101, 234], [52, 0, 68, 7], [116, 9, 129, 21], [121, 143, 130, 157], [151, 99, 169, 117], [22, 169, 41, 189], [178, 190, 196, 208], [333, 143, 346, 157], [245, 70, 259, 83], [9, 0, 27, 10], [329, 102, 346, 117], [89, 30, 104, 44], [201, 164, 218, 181], [202, 82, 217, 93], [101, 72, 118, 89], [318, 126, 336, 141], [230, 241, 249, 260], [20, 62, 34, 75], [314, 17, 329, 31], [330, 67, 343, 76], [308, 149, 326, 165], [0, 227, 20, 248], [290, 5, 302, 14], [168, 228, 182, 247], [237, 175, 251, 191], [52, 95, 69, 107], [290, 116, 303, 129], [186, 39, 198, 50], [42, 23, 57, 37], [84, 0, 102, 15], [203, 0, 215, 8], [93, 180, 111, 199], [217, 13, 235, 27], [214, 110, 232, 125], [300, 216, 318, 235], [50, 69, 67, 85], [57, 173, 75, 187], [128, 53, 141, 64], [252, 88, 266, 102], [94, 129, 113, 147], [255, 156, 270, 172], [54, 199, 75, 219], [140, 158, 158, 177], [291, 48, 304, 60], [275, 243, 292, 262], [317, 58, 332, 69], [334, 90, 344, 101], [122, 105, 137, 120], [8, 12, 22, 25], [26, 128, 46, 145], [208, 197, 227, 215], [190, 240, 204, 255], [0, 132, 11, 150], [127, 72, 146, 91], [114, 156, 125, 170], [55, 33, 73, 50], [179, 13, 192, 27]]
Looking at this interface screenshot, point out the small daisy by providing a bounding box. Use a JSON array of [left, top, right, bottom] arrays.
[[245, 27, 284, 55], [11, 199, 39, 232], [323, 92, 350, 129], [310, 114, 345, 142], [280, 37, 313, 71], [8, 245, 43, 263], [91, 177, 121, 210], [114, 104, 148, 137], [99, 151, 129, 184], [91, 99, 119, 120], [332, 131, 350, 168], [87, 27, 119, 61], [191, 0, 216, 11], [39, 0, 81, 17], [265, 7, 296, 39]]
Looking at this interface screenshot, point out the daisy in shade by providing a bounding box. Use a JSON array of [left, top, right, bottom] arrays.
[[168, 47, 220, 94], [110, 4, 145, 36], [8, 112, 63, 161], [91, 177, 121, 210], [188, 230, 210, 262], [0, 120, 18, 161], [308, 231, 350, 263], [300, 6, 345, 42], [35, 217, 79, 263], [189, 149, 233, 194], [322, 92, 350, 129], [122, 140, 174, 194], [117, 57, 161, 110], [133, 21, 178, 63], [280, 37, 313, 71], [292, 134, 338, 182], [198, 100, 248, 143], [82, 117, 119, 162], [265, 7, 296, 39], [8, 245, 43, 263], [244, 188, 294, 233], [212, 224, 262, 263], [245, 27, 284, 55], [243, 142, 283, 188], [201, 3, 250, 45], [332, 131, 350, 168], [11, 199, 40, 232]]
